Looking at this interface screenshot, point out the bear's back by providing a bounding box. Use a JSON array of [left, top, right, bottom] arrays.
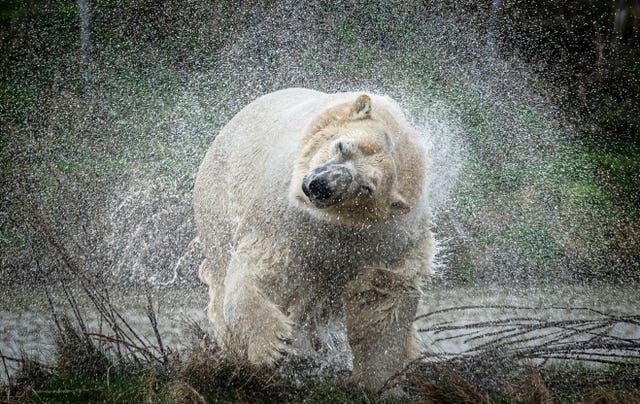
[[194, 88, 427, 282], [194, 89, 323, 252]]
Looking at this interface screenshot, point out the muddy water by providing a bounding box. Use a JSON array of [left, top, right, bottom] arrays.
[[416, 284, 640, 360], [0, 287, 211, 382], [1, 284, 639, 382]]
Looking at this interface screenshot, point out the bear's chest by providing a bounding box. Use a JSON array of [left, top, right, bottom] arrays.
[[267, 214, 412, 307], [286, 208, 413, 263], [249, 206, 422, 321]]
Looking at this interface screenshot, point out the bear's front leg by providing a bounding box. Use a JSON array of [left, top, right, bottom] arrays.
[[343, 267, 420, 391], [220, 235, 294, 366]]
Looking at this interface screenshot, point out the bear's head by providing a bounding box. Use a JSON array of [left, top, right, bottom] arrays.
[[290, 94, 424, 224]]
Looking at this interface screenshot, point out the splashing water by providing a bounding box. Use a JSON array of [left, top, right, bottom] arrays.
[[1, 0, 638, 389]]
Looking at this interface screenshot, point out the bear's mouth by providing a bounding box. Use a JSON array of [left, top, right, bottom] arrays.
[[302, 164, 356, 209]]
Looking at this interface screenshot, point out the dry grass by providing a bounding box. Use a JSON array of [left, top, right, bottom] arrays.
[[404, 365, 489, 403], [584, 388, 640, 404], [503, 367, 554, 404]]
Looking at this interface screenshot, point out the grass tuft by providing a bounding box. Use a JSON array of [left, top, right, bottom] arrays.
[[405, 365, 489, 403]]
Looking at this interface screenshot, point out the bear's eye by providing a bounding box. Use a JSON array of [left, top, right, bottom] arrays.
[[358, 177, 377, 194], [335, 140, 354, 158], [361, 183, 375, 194]]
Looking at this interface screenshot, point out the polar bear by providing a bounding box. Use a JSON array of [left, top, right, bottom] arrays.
[[194, 88, 433, 390]]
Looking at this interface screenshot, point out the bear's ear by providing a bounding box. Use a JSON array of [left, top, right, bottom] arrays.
[[390, 191, 411, 215], [350, 94, 372, 120]]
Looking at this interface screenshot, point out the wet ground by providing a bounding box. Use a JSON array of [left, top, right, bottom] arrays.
[[0, 286, 211, 381], [416, 284, 640, 359], [1, 283, 639, 382]]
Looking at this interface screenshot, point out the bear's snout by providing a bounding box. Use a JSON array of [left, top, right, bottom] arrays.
[[302, 164, 354, 208], [306, 176, 332, 201]]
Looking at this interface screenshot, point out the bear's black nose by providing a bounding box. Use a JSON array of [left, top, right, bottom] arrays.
[[305, 176, 332, 201]]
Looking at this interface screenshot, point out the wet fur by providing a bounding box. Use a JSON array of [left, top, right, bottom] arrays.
[[194, 88, 433, 390]]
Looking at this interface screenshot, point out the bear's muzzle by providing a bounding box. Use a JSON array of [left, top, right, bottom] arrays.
[[302, 164, 355, 209]]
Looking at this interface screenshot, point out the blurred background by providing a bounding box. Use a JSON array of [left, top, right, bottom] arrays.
[[1, 0, 639, 289]]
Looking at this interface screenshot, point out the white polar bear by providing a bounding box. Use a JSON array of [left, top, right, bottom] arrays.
[[194, 88, 433, 390]]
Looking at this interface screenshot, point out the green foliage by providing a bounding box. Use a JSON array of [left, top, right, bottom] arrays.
[[0, 80, 40, 122], [1, 0, 638, 285], [502, 222, 565, 262], [27, 376, 146, 403], [429, 57, 640, 282], [0, 221, 27, 249]]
